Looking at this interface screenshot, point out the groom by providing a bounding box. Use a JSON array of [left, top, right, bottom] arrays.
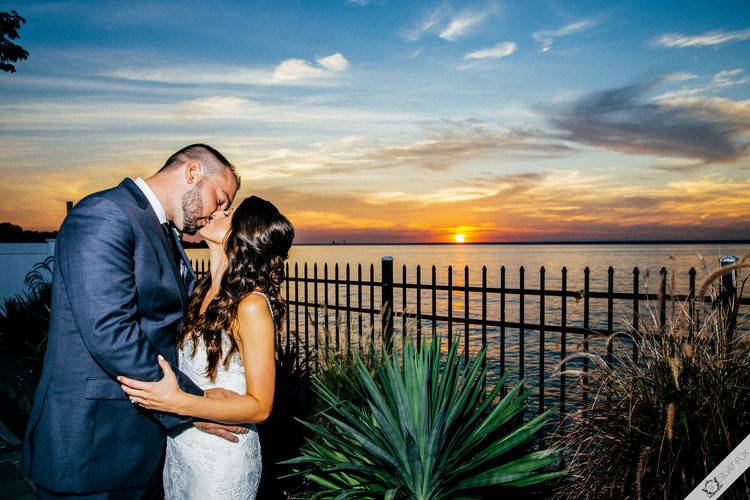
[[22, 144, 243, 498]]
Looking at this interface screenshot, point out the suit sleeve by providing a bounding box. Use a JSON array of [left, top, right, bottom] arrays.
[[57, 195, 202, 430]]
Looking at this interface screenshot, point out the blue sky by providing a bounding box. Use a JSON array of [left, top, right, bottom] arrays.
[[1, 0, 749, 242]]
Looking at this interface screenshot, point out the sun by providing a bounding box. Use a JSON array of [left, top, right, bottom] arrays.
[[454, 233, 465, 243]]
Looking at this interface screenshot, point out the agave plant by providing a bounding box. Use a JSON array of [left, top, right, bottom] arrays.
[[280, 335, 564, 499], [309, 307, 391, 419]]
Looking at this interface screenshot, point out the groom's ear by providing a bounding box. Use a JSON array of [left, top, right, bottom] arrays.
[[184, 161, 204, 186]]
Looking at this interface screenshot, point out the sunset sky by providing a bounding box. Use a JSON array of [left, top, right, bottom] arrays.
[[1, 0, 749, 243]]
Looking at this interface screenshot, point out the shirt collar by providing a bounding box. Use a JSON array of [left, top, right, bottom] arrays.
[[133, 177, 167, 225]]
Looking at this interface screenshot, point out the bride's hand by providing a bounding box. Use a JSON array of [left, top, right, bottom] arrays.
[[118, 355, 187, 414]]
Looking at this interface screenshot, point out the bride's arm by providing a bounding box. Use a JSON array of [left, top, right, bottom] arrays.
[[118, 293, 276, 424]]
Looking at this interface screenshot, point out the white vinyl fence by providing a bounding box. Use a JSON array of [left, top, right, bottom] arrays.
[[0, 240, 56, 305]]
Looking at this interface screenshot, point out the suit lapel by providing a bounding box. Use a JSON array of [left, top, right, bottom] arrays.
[[172, 235, 197, 294], [120, 178, 188, 309]]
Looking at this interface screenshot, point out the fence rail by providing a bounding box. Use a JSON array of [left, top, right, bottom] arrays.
[[192, 256, 749, 417]]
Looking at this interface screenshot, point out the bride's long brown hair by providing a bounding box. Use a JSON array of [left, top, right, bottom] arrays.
[[178, 195, 294, 381]]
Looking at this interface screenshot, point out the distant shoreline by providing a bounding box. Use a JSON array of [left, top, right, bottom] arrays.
[[287, 239, 750, 246]]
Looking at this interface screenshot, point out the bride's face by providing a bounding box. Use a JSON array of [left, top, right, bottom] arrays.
[[198, 207, 237, 244]]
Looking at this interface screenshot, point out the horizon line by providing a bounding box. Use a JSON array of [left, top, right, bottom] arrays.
[[202, 238, 750, 247]]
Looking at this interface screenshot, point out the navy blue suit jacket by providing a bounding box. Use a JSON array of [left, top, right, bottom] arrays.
[[22, 177, 203, 493]]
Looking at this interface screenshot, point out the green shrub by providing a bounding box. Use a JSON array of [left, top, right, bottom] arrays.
[[0, 256, 53, 363], [257, 333, 318, 499], [281, 334, 564, 499], [551, 254, 750, 499]]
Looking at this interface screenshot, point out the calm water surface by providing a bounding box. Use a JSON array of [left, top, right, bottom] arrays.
[[189, 242, 749, 292], [186, 243, 749, 410]]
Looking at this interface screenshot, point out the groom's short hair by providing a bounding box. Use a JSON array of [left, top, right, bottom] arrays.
[[159, 144, 241, 190]]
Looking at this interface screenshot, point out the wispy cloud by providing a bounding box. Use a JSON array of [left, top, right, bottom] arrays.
[[271, 53, 349, 83], [364, 172, 547, 206], [655, 68, 750, 100], [317, 53, 349, 72], [403, 5, 494, 42], [464, 41, 517, 60], [654, 27, 750, 48], [365, 186, 500, 205], [532, 19, 596, 52], [402, 6, 445, 42], [459, 171, 750, 236], [0, 96, 418, 133], [407, 48, 423, 59], [650, 159, 708, 173], [237, 121, 573, 181], [657, 96, 750, 132], [439, 9, 489, 41], [106, 53, 349, 86], [368, 120, 572, 171], [661, 72, 699, 83], [249, 122, 565, 178], [175, 96, 256, 118], [290, 209, 395, 230], [546, 79, 750, 163], [186, 171, 750, 242]]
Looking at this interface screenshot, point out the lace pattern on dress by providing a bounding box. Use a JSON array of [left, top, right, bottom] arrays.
[[163, 291, 272, 499]]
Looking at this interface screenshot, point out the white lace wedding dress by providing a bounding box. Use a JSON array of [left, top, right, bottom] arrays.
[[163, 291, 271, 499]]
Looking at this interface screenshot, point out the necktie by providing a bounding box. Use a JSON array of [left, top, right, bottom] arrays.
[[161, 222, 187, 285]]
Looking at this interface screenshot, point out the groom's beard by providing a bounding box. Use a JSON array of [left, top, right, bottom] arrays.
[[181, 181, 205, 235]]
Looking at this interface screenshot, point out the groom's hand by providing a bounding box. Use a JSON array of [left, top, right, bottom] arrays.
[[204, 387, 238, 399], [194, 422, 248, 442], [194, 388, 249, 442]]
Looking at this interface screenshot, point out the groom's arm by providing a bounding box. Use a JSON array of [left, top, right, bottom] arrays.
[[57, 195, 202, 430], [175, 369, 203, 398]]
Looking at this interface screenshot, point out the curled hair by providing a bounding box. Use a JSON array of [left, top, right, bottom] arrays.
[[178, 196, 294, 381]]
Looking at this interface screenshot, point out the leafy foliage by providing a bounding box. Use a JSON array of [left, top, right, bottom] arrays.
[[0, 10, 29, 73], [257, 333, 318, 498], [281, 335, 564, 499], [551, 254, 750, 499], [0, 256, 53, 363]]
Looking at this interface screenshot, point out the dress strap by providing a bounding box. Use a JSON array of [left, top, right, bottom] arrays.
[[250, 290, 273, 317]]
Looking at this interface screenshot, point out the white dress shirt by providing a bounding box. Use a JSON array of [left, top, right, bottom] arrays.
[[133, 177, 188, 282], [133, 177, 167, 224]]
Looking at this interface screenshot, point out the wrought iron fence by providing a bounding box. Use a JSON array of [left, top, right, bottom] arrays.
[[192, 256, 749, 417]]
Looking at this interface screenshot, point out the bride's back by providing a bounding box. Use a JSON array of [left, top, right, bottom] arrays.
[[177, 290, 273, 394], [164, 290, 271, 499]]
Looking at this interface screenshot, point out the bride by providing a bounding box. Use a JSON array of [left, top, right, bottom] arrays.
[[119, 195, 294, 499]]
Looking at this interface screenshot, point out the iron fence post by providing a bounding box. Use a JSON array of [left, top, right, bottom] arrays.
[[382, 256, 394, 350]]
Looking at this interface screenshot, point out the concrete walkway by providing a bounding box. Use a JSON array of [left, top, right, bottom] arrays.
[[0, 421, 34, 500]]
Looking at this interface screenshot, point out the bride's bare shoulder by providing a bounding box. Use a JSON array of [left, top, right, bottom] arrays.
[[237, 292, 272, 321], [235, 293, 274, 346]]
